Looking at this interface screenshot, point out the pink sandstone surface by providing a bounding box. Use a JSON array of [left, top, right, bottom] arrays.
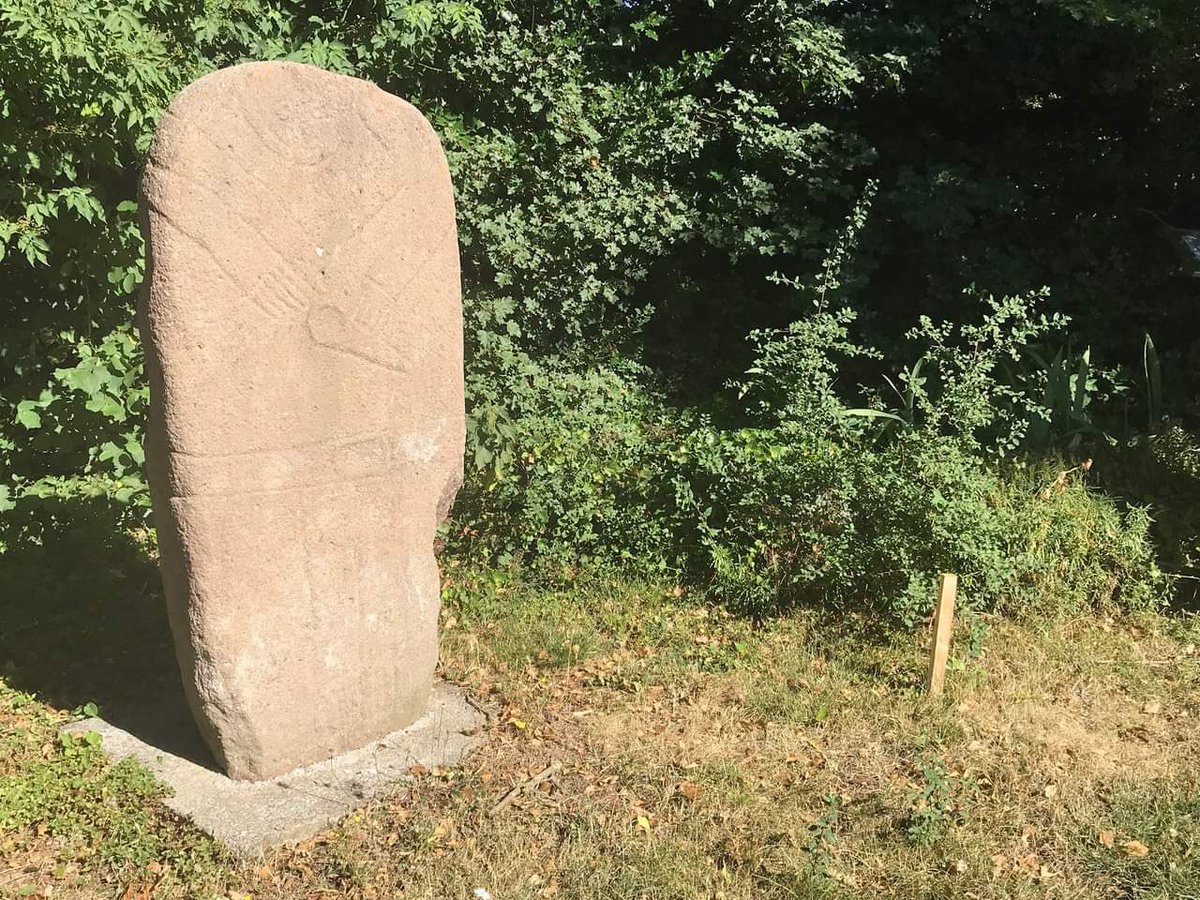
[[139, 61, 464, 780]]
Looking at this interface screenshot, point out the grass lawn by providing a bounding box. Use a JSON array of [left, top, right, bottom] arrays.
[[2, 549, 1199, 899]]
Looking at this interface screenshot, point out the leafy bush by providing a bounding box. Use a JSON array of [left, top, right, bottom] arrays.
[[0, 0, 185, 548], [1097, 423, 1200, 607], [0, 0, 1184, 625], [679, 283, 1164, 622], [450, 357, 680, 573], [683, 427, 1162, 623]]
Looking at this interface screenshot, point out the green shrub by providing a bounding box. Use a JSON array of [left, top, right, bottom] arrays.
[[678, 283, 1164, 622], [1096, 423, 1200, 606], [0, 0, 1180, 629], [684, 426, 1162, 622], [449, 357, 680, 574], [994, 461, 1163, 619]]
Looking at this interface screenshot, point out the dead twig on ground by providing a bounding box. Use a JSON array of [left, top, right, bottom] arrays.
[[489, 761, 562, 815]]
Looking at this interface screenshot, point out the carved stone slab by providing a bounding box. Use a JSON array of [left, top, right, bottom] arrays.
[[139, 61, 464, 780]]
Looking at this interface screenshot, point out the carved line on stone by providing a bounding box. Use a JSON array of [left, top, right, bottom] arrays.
[[166, 467, 417, 502], [163, 421, 450, 499], [181, 110, 405, 254], [330, 189, 417, 275], [232, 70, 340, 170], [259, 260, 311, 316], [145, 168, 311, 315], [146, 202, 298, 321], [148, 162, 427, 372], [352, 96, 393, 153], [359, 249, 440, 334], [306, 303, 407, 373], [145, 203, 303, 323], [166, 426, 411, 460], [152, 114, 317, 282]]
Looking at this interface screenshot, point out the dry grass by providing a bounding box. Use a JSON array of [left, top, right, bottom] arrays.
[[2, 576, 1199, 899]]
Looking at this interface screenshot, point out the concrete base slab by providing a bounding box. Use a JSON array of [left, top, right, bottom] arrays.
[[63, 682, 487, 857]]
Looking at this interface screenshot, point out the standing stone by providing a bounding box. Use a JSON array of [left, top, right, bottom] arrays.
[[139, 62, 464, 781]]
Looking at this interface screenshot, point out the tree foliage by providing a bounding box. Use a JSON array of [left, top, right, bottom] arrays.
[[2, 0, 1194, 617]]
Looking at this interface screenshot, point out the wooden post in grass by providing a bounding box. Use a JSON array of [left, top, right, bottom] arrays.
[[926, 573, 957, 697]]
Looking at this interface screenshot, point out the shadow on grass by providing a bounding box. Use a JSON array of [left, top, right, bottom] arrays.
[[0, 501, 218, 770]]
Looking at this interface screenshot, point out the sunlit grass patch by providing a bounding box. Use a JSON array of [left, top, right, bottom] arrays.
[[1074, 779, 1200, 899], [0, 683, 227, 898], [1, 573, 1197, 900]]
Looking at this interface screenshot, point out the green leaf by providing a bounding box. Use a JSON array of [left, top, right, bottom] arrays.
[[841, 408, 905, 423], [125, 435, 145, 465], [15, 401, 42, 429]]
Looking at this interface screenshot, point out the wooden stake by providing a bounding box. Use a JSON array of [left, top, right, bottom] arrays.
[[926, 573, 957, 697]]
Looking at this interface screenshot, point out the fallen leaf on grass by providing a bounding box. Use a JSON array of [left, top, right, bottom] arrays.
[[677, 781, 702, 802], [1142, 701, 1162, 715], [827, 867, 858, 887], [1122, 840, 1150, 858], [1098, 829, 1116, 848]]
